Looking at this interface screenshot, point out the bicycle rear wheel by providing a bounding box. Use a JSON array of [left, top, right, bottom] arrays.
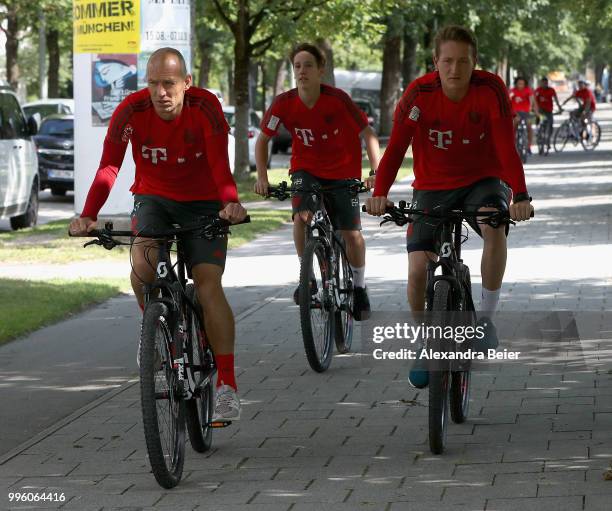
[[140, 302, 185, 488], [300, 238, 334, 372], [581, 120, 601, 151], [429, 279, 451, 455], [553, 121, 570, 152], [536, 123, 547, 155], [334, 237, 354, 354], [184, 284, 214, 453]]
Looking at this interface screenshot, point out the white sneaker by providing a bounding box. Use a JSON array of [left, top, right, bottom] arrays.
[[212, 385, 241, 422]]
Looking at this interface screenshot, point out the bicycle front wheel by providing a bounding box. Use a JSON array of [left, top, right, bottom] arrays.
[[184, 284, 214, 453], [429, 279, 451, 455], [140, 302, 186, 488], [300, 238, 334, 372], [334, 237, 354, 354], [553, 121, 570, 152], [581, 120, 601, 151]]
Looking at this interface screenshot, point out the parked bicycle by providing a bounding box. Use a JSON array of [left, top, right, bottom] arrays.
[[369, 202, 522, 454], [266, 179, 368, 372], [75, 215, 249, 488], [554, 100, 601, 152]]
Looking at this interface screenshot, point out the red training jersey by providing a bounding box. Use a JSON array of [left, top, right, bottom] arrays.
[[509, 86, 533, 113], [374, 70, 527, 197], [81, 87, 238, 220], [534, 86, 557, 113], [574, 88, 596, 111], [260, 84, 369, 179]]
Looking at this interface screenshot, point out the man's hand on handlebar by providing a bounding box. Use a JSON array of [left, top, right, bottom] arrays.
[[69, 216, 97, 236], [219, 202, 248, 223], [365, 196, 394, 216], [254, 178, 269, 196], [509, 199, 534, 222]]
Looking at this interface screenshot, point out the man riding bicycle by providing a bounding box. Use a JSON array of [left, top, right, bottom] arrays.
[[562, 79, 596, 123], [510, 76, 538, 153], [254, 43, 381, 320], [365, 25, 534, 389], [534, 77, 562, 151], [68, 48, 246, 422]]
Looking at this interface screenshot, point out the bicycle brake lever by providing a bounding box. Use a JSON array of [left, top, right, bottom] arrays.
[[83, 239, 101, 248]]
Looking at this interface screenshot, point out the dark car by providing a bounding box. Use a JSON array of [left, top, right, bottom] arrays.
[[271, 124, 292, 154], [352, 97, 378, 133], [33, 114, 74, 196]]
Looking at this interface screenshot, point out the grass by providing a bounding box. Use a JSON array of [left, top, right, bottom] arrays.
[[0, 278, 130, 344], [236, 155, 414, 202], [0, 209, 291, 264]]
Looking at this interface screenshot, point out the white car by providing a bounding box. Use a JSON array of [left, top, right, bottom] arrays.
[[0, 86, 40, 229], [23, 98, 74, 127], [222, 106, 271, 171]]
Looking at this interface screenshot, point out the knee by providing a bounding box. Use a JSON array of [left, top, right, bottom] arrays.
[[408, 262, 427, 288], [341, 230, 363, 246], [478, 207, 505, 240]]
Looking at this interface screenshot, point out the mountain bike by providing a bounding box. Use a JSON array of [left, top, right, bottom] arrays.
[[554, 101, 601, 152], [515, 114, 530, 163], [75, 215, 249, 488], [369, 202, 519, 454], [536, 110, 560, 156], [267, 179, 368, 372]]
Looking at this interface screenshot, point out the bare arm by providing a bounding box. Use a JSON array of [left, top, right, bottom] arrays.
[[361, 125, 380, 188], [254, 132, 271, 195]]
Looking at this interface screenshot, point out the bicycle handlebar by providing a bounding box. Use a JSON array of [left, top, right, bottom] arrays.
[[71, 215, 251, 250], [266, 179, 370, 201]]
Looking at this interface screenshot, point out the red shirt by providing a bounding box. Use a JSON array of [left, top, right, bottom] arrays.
[[534, 86, 557, 113], [509, 86, 533, 113], [574, 88, 596, 111], [374, 70, 527, 196], [82, 87, 237, 220], [261, 85, 369, 179]]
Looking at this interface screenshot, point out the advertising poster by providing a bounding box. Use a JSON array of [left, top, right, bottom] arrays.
[[73, 0, 140, 54], [91, 53, 138, 126], [138, 0, 191, 87]]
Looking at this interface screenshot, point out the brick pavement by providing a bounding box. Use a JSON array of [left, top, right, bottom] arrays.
[[2, 139, 612, 510]]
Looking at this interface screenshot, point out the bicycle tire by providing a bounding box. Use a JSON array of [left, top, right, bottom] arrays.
[[333, 237, 354, 354], [429, 279, 451, 455], [300, 238, 334, 372], [140, 302, 186, 488], [450, 267, 474, 424], [553, 121, 570, 152], [184, 284, 214, 453], [581, 120, 601, 151], [536, 123, 547, 155]]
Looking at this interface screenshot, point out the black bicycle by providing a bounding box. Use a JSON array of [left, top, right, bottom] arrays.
[[267, 180, 368, 372], [515, 114, 530, 163], [370, 202, 518, 454], [536, 110, 560, 156], [76, 215, 249, 488], [554, 98, 601, 152]]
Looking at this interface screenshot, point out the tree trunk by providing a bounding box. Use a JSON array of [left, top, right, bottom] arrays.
[[316, 38, 335, 86], [198, 50, 211, 88], [401, 30, 417, 89], [380, 21, 402, 137], [273, 58, 287, 97], [47, 29, 60, 97], [260, 61, 266, 113], [190, 0, 197, 83], [227, 63, 234, 104], [233, 0, 251, 179], [5, 6, 20, 91]]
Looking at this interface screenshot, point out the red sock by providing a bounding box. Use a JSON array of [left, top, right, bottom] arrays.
[[216, 354, 237, 390]]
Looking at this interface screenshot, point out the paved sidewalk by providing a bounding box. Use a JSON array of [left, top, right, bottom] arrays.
[[2, 140, 612, 510]]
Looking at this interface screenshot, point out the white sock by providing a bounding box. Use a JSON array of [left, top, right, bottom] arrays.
[[350, 265, 366, 288], [481, 287, 501, 315]]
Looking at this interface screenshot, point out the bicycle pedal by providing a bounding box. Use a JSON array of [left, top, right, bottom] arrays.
[[209, 420, 232, 428]]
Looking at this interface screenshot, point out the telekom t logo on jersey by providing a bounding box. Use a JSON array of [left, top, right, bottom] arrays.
[[429, 129, 453, 150], [295, 128, 315, 147], [142, 145, 168, 164]]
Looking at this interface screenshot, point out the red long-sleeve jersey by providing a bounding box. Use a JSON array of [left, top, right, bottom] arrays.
[[81, 87, 238, 219], [374, 70, 527, 198]]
